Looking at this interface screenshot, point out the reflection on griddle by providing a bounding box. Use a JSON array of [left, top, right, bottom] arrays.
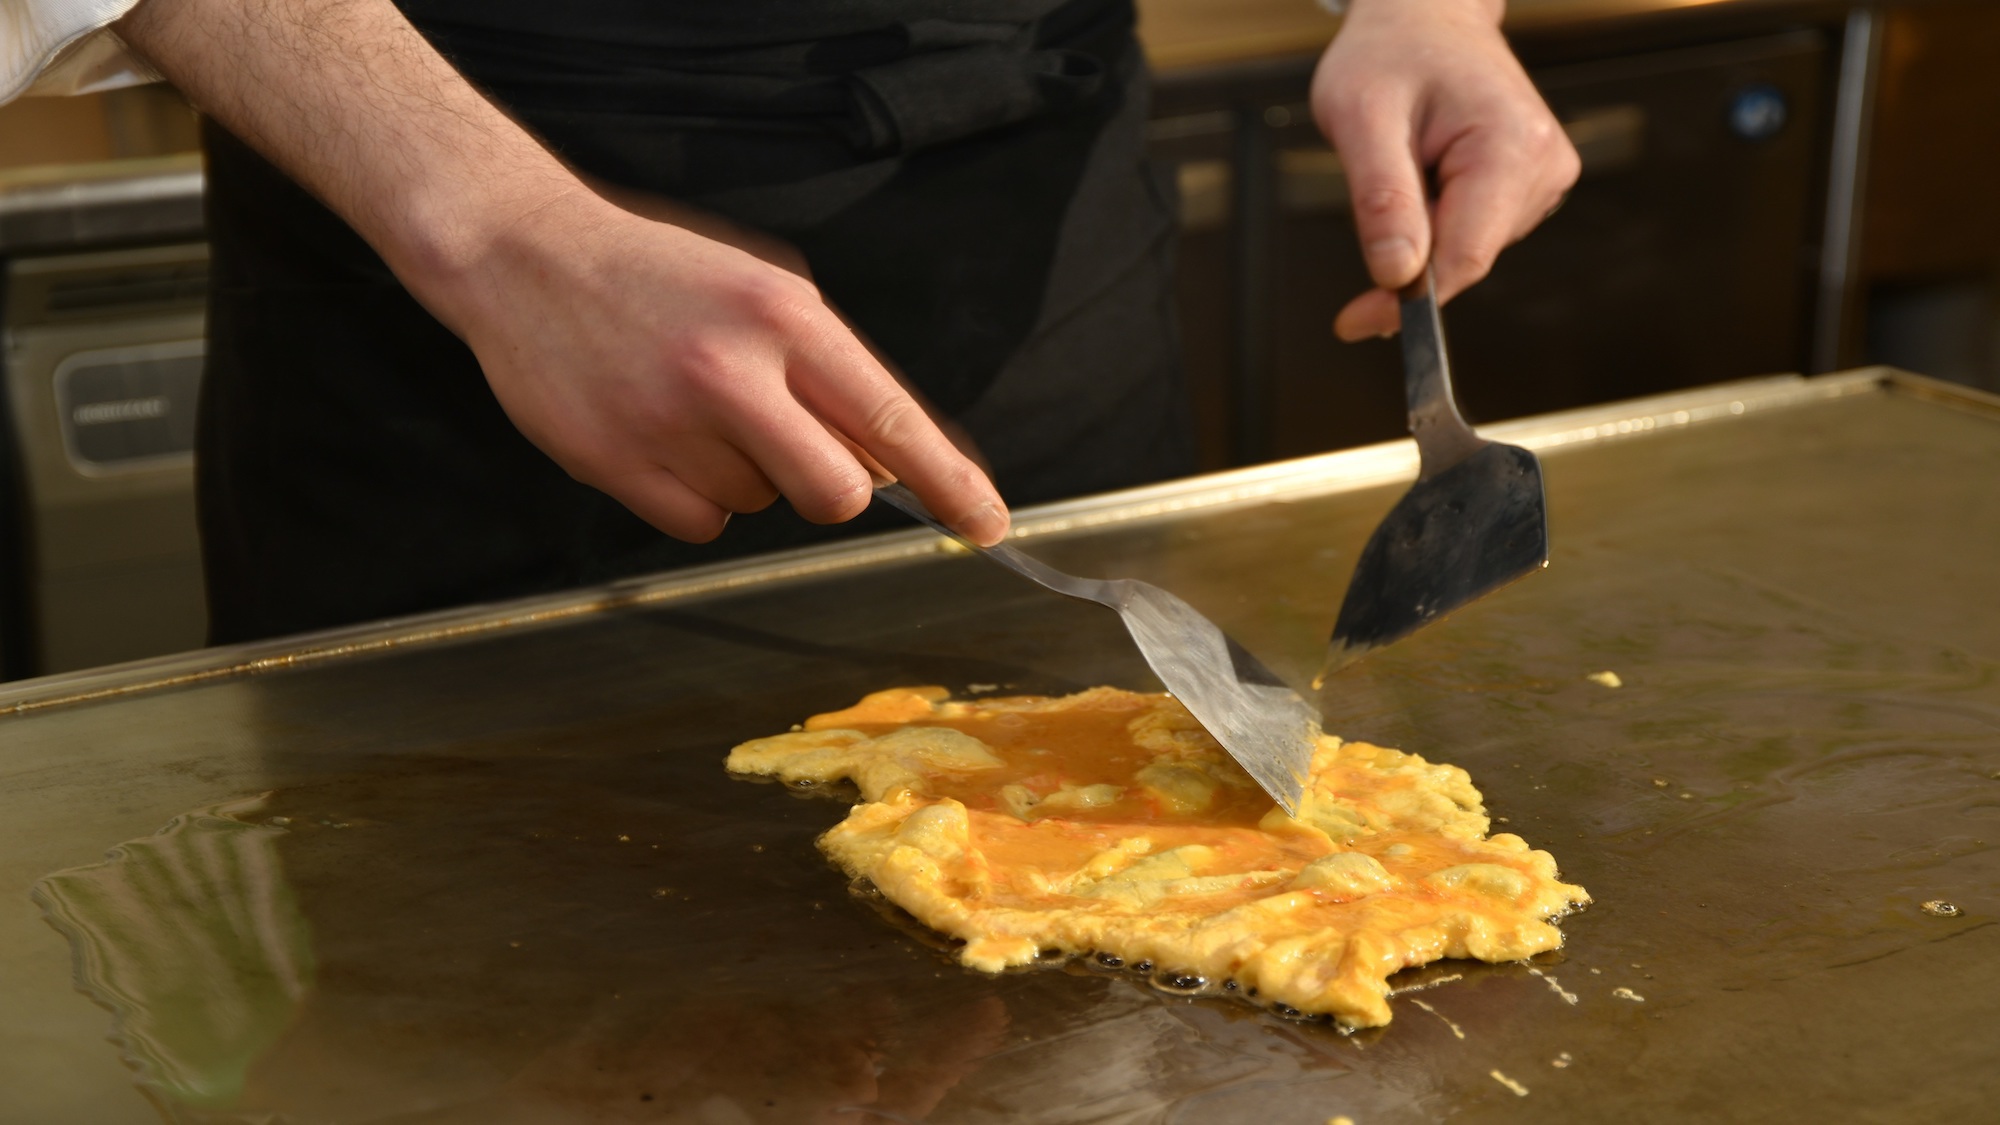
[[34, 763, 1381, 1122], [34, 797, 313, 1116]]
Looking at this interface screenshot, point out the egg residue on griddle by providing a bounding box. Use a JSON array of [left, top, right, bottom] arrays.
[[726, 686, 1588, 1027]]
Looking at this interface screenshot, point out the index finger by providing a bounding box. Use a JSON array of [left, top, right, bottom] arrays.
[[1319, 90, 1430, 292], [786, 322, 1009, 546]]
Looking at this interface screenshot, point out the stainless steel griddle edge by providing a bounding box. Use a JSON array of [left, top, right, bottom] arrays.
[[0, 368, 1919, 718]]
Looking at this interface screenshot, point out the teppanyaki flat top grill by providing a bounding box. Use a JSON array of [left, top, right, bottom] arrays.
[[3, 368, 1996, 1124]]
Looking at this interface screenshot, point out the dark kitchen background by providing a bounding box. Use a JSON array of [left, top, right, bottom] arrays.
[[1, 0, 1995, 680]]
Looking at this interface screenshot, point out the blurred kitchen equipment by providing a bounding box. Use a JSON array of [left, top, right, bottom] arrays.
[[875, 482, 1320, 814], [0, 242, 209, 676], [1319, 266, 1548, 686], [1156, 29, 1833, 469]]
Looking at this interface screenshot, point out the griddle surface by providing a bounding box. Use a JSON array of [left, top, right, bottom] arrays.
[[4, 374, 1997, 1123]]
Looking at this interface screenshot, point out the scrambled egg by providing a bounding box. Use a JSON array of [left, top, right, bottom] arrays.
[[727, 686, 1588, 1027]]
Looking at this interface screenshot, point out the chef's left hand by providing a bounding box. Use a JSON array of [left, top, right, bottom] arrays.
[[1312, 0, 1579, 340]]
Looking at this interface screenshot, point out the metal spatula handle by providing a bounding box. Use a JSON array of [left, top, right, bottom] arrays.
[[874, 484, 1105, 602], [1400, 266, 1487, 480]]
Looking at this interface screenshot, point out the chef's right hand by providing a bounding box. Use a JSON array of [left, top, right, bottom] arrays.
[[114, 0, 1006, 548], [422, 187, 1010, 546]]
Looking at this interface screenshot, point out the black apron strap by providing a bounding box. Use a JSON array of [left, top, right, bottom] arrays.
[[418, 0, 1128, 183], [848, 31, 1105, 155]]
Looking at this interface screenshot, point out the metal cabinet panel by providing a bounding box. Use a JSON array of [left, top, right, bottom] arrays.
[[1, 243, 209, 675]]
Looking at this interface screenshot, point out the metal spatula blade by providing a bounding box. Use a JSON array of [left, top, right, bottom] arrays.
[[876, 484, 1321, 814], [1319, 266, 1549, 683]]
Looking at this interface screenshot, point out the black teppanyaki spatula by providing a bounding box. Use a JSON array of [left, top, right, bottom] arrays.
[[1316, 265, 1549, 687]]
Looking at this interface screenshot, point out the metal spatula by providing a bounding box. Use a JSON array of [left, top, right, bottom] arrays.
[[875, 483, 1321, 815], [1317, 266, 1549, 686]]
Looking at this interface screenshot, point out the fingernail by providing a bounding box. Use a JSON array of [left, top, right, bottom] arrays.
[[1366, 237, 1418, 285], [965, 501, 1008, 547]]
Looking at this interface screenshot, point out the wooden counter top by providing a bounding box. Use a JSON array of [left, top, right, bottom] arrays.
[[0, 0, 1856, 174], [1137, 0, 1836, 71], [1137, 0, 1340, 72]]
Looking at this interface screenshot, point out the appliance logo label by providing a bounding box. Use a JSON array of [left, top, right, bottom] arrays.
[[73, 397, 171, 426], [54, 345, 203, 471]]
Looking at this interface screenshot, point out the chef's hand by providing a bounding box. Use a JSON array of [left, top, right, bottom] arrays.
[[115, 0, 1009, 547], [1312, 0, 1579, 340], [434, 188, 1008, 545]]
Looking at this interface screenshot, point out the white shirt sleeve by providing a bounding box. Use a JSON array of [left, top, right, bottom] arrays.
[[3, 0, 156, 105]]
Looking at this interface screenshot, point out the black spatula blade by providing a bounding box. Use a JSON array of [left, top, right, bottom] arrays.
[[1327, 441, 1548, 667]]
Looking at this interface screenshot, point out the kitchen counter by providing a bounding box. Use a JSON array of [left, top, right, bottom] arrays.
[[0, 0, 1862, 254], [0, 153, 201, 256], [1138, 0, 1853, 70]]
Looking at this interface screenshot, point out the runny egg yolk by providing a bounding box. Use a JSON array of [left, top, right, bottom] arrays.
[[728, 686, 1589, 1027]]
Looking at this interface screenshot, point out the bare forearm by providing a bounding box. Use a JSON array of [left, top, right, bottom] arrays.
[[115, 0, 587, 318], [111, 0, 1009, 546]]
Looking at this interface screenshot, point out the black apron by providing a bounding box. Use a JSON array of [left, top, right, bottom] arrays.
[[198, 0, 1191, 644]]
